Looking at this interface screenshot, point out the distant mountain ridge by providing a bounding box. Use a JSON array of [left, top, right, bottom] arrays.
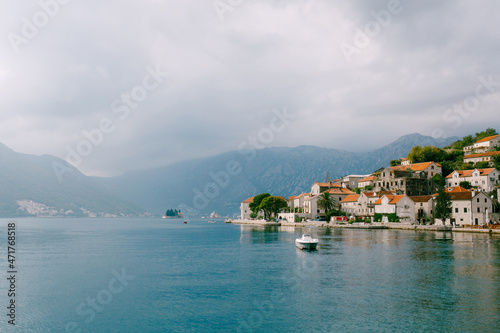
[[100, 133, 458, 216], [0, 133, 458, 217]]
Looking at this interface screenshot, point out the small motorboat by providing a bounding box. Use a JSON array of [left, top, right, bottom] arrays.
[[183, 221, 187, 224], [208, 220, 218, 223], [295, 234, 319, 250]]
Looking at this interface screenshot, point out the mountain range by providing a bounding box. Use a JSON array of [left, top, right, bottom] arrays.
[[0, 133, 458, 218]]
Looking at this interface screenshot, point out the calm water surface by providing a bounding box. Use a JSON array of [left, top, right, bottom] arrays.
[[0, 218, 499, 332]]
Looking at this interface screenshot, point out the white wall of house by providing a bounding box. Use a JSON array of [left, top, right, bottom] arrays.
[[395, 197, 416, 222], [375, 196, 396, 214], [446, 169, 499, 192], [240, 202, 252, 220]]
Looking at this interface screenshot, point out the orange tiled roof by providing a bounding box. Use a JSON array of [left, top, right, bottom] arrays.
[[390, 161, 441, 172], [409, 162, 442, 171], [341, 194, 360, 203], [444, 186, 470, 193], [242, 197, 254, 203], [359, 175, 378, 182], [314, 181, 342, 188], [323, 188, 355, 195], [475, 134, 500, 143], [410, 195, 434, 202], [464, 151, 500, 159], [389, 195, 405, 204], [374, 195, 394, 205], [446, 168, 497, 178]]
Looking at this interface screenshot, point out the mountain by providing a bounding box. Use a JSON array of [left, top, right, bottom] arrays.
[[101, 133, 458, 217], [0, 133, 458, 218], [0, 143, 145, 217]]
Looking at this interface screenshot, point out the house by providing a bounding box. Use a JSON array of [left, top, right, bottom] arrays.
[[400, 158, 411, 166], [341, 175, 371, 189], [374, 164, 436, 196], [463, 134, 500, 156], [311, 181, 342, 195], [358, 175, 378, 189], [240, 197, 254, 220], [341, 194, 361, 216], [436, 190, 493, 226], [463, 151, 500, 165], [292, 193, 310, 212], [410, 195, 434, 222], [374, 194, 415, 222], [445, 168, 499, 192], [305, 187, 354, 219]]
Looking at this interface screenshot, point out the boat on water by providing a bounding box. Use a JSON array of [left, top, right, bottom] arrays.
[[208, 220, 218, 223], [183, 221, 187, 224], [295, 234, 319, 250]]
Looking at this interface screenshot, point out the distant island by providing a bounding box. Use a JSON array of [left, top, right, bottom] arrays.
[[163, 209, 183, 219]]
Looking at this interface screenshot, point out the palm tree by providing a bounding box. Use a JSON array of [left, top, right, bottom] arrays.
[[317, 192, 335, 214]]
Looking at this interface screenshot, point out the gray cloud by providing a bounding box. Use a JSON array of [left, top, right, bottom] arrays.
[[1, 0, 499, 176]]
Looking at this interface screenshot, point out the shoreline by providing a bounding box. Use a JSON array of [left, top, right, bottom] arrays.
[[228, 219, 500, 234]]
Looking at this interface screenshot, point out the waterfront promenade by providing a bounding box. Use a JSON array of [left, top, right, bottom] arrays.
[[228, 219, 500, 234]]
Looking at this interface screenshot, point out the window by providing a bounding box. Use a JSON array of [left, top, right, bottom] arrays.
[[464, 208, 467, 213], [455, 208, 458, 213], [477, 207, 481, 213], [485, 198, 488, 203]]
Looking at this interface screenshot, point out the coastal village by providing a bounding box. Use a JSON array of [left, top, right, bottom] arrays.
[[240, 134, 500, 227]]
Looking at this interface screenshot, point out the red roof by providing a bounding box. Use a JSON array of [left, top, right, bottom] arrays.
[[390, 161, 441, 172], [446, 168, 497, 178], [242, 197, 254, 203], [359, 175, 378, 182], [464, 151, 500, 159], [410, 195, 434, 203], [341, 194, 360, 203], [475, 134, 500, 143]]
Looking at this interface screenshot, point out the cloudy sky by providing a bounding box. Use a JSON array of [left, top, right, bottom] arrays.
[[1, 0, 500, 176]]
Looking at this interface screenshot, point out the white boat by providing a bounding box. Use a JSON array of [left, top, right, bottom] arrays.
[[295, 234, 319, 250]]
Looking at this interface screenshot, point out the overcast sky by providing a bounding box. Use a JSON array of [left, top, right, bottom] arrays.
[[1, 0, 500, 176]]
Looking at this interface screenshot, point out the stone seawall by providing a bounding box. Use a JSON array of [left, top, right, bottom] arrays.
[[228, 219, 500, 233]]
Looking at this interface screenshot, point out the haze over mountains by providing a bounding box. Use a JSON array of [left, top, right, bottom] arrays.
[[0, 133, 457, 218]]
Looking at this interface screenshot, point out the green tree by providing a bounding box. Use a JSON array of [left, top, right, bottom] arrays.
[[434, 187, 453, 223], [250, 193, 271, 214], [407, 145, 445, 163], [317, 192, 335, 213], [390, 159, 401, 166], [259, 196, 287, 220], [432, 174, 445, 189], [459, 181, 472, 190]]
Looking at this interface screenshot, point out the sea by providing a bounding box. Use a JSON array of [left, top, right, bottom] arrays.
[[1, 217, 499, 332]]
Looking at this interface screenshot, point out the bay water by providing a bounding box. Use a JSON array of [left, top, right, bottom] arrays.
[[1, 218, 499, 332]]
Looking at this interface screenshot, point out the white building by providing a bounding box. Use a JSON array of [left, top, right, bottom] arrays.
[[445, 168, 499, 192], [410, 195, 434, 222], [240, 197, 254, 220], [341, 194, 361, 216], [341, 175, 371, 189], [463, 151, 500, 165], [358, 175, 378, 189], [463, 134, 500, 155], [374, 195, 415, 222], [436, 190, 493, 226]]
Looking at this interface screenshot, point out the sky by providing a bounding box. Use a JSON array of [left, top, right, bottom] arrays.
[[1, 0, 500, 176]]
